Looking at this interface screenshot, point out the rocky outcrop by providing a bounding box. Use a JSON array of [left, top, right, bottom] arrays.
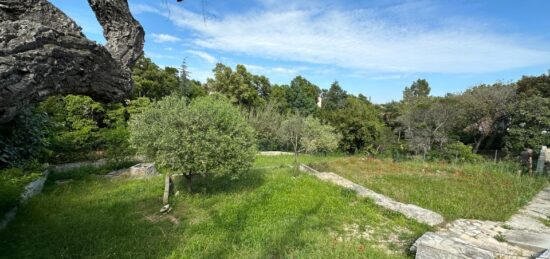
[[0, 0, 144, 123]]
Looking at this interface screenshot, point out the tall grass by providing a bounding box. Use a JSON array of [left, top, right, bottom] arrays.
[[312, 157, 547, 221], [0, 156, 429, 258]]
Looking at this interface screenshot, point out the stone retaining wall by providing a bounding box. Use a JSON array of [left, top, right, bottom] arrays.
[[0, 171, 49, 230]]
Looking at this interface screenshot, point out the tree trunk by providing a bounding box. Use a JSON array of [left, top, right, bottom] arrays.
[[163, 174, 171, 205], [294, 135, 299, 164], [473, 135, 487, 154], [184, 174, 193, 193]]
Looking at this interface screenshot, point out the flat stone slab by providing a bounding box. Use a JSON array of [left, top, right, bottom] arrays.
[[299, 164, 444, 226], [258, 151, 294, 156], [415, 185, 550, 258], [505, 229, 550, 253], [413, 220, 534, 258], [105, 163, 158, 178]]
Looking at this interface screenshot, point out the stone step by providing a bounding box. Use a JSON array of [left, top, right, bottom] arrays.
[[413, 220, 534, 258], [414, 186, 550, 258], [505, 229, 550, 253]]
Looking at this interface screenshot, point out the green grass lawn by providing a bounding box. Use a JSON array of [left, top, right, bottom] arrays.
[[0, 155, 429, 258], [311, 157, 547, 221]]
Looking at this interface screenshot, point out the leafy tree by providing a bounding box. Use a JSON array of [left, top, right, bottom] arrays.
[[324, 96, 386, 154], [39, 95, 104, 162], [132, 56, 180, 99], [179, 60, 207, 99], [37, 94, 150, 163], [246, 102, 285, 151], [403, 79, 430, 102], [455, 83, 515, 153], [398, 97, 459, 156], [516, 71, 550, 98], [286, 76, 320, 116], [504, 96, 550, 155], [278, 113, 306, 162], [302, 117, 341, 154], [129, 95, 256, 192], [206, 63, 270, 109], [269, 84, 291, 113], [322, 81, 348, 111], [379, 101, 403, 138]]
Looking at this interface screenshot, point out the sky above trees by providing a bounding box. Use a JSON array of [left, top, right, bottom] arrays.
[[50, 0, 550, 103]]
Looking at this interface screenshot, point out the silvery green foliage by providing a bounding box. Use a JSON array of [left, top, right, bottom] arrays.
[[301, 117, 341, 154], [129, 95, 256, 178]]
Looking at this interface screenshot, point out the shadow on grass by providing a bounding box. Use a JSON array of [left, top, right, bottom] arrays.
[[183, 168, 267, 195], [0, 184, 180, 258]]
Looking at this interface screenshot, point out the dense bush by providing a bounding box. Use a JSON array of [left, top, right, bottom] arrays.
[[129, 95, 257, 191], [302, 117, 341, 154], [37, 95, 151, 163], [0, 108, 49, 168], [428, 142, 483, 163]]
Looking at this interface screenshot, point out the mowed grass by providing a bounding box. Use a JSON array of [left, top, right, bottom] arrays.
[[311, 157, 547, 221], [0, 155, 429, 259]]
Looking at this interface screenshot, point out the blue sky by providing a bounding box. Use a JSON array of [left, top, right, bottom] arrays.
[[50, 0, 550, 103]]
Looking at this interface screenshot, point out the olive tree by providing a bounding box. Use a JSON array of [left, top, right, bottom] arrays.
[[278, 114, 340, 163], [302, 117, 341, 154], [129, 95, 257, 192]]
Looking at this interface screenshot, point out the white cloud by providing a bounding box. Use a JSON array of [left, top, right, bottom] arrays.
[[239, 64, 301, 76], [130, 4, 161, 15], [151, 33, 181, 43], [141, 3, 550, 74], [272, 67, 298, 74], [188, 50, 217, 63]]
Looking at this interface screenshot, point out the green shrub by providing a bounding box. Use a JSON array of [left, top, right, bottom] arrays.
[[428, 141, 483, 163], [129, 94, 257, 191], [0, 108, 49, 168], [100, 127, 134, 162]]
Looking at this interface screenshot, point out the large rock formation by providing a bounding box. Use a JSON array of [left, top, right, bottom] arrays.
[[0, 0, 144, 123]]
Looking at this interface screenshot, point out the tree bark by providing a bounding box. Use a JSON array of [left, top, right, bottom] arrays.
[[0, 0, 144, 123], [163, 174, 171, 205], [184, 174, 193, 193], [473, 135, 487, 154]]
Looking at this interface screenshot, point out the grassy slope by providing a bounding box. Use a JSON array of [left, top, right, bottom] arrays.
[[312, 157, 547, 221], [0, 155, 429, 259]]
